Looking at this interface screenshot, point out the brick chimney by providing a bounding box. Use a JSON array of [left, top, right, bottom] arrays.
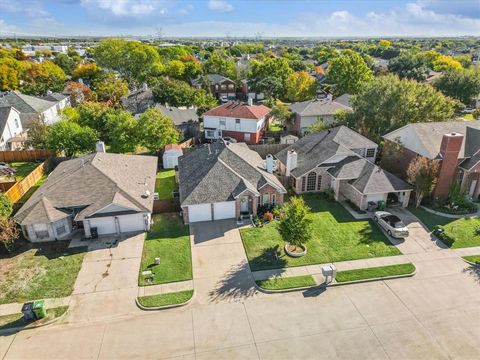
[[433, 132, 464, 200]]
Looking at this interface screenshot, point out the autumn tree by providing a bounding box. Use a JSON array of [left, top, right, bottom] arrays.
[[136, 108, 180, 152], [20, 61, 66, 95], [326, 49, 373, 96], [0, 64, 18, 90], [92, 72, 128, 106], [64, 81, 96, 106], [286, 71, 318, 102], [72, 63, 101, 85], [0, 215, 20, 252], [407, 157, 439, 207]]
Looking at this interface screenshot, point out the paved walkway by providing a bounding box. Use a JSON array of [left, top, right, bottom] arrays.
[[137, 280, 194, 297], [0, 297, 70, 318]]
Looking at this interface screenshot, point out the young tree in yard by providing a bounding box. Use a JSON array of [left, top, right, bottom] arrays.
[[308, 118, 328, 133], [26, 119, 50, 149], [326, 49, 373, 96], [407, 157, 439, 207], [286, 71, 318, 102], [106, 111, 138, 153], [47, 121, 98, 157], [278, 197, 313, 251], [136, 108, 180, 153], [0, 215, 19, 252], [350, 75, 456, 143], [0, 193, 13, 218], [433, 69, 480, 105], [270, 103, 292, 128]]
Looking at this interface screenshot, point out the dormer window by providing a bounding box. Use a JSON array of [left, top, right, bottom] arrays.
[[366, 148, 376, 158]]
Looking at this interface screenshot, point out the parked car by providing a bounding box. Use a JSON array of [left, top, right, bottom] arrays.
[[220, 95, 229, 103], [373, 211, 409, 238]]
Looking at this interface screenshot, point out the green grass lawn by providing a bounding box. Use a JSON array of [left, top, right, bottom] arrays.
[[268, 124, 283, 132], [409, 206, 480, 248], [138, 290, 193, 308], [335, 263, 416, 283], [256, 275, 316, 290], [155, 170, 176, 200], [463, 255, 480, 264], [0, 306, 68, 330], [241, 194, 401, 271], [9, 162, 39, 181], [462, 114, 475, 120], [0, 242, 86, 305], [138, 213, 192, 286]]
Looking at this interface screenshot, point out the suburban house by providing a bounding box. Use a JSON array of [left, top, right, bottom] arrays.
[[0, 106, 23, 151], [288, 96, 353, 135], [178, 141, 287, 223], [0, 90, 68, 128], [41, 91, 71, 109], [383, 120, 480, 201], [121, 84, 154, 115], [275, 126, 411, 210], [14, 151, 157, 242], [240, 79, 265, 101], [203, 100, 271, 144], [192, 74, 236, 100], [156, 104, 200, 140]]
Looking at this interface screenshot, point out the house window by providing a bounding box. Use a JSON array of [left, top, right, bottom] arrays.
[[307, 172, 317, 191], [14, 118, 19, 128], [301, 176, 306, 192], [219, 118, 226, 128], [291, 177, 297, 188], [271, 194, 276, 205], [262, 193, 269, 205], [228, 84, 234, 89], [317, 175, 322, 190], [366, 148, 376, 158], [244, 133, 251, 142], [206, 130, 216, 138], [215, 84, 219, 90], [56, 224, 66, 236], [235, 119, 241, 124], [221, 84, 226, 90]]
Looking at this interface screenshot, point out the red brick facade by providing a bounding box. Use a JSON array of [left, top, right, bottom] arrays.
[[220, 128, 265, 145], [433, 133, 464, 200]]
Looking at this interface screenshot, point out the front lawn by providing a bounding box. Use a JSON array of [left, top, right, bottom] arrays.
[[0, 242, 86, 305], [463, 255, 480, 265], [9, 162, 39, 181], [409, 206, 480, 248], [268, 124, 283, 132], [256, 275, 316, 290], [138, 290, 193, 308], [240, 194, 401, 271], [335, 263, 416, 283], [155, 170, 176, 200], [138, 213, 192, 286]]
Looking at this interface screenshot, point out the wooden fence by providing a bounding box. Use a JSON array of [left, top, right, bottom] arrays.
[[0, 149, 55, 163], [0, 181, 16, 192], [247, 143, 289, 158], [4, 159, 50, 203]]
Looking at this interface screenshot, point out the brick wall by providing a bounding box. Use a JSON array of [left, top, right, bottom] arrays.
[[339, 180, 365, 209]]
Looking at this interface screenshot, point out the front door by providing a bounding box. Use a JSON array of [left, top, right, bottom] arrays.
[[469, 180, 477, 197], [240, 197, 249, 213]]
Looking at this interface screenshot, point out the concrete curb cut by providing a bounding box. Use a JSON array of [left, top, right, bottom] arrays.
[[135, 290, 194, 311], [0, 307, 69, 335], [254, 271, 416, 293]]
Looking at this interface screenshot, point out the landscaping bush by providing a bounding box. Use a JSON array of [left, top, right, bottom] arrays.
[[429, 183, 478, 215], [0, 194, 13, 218], [433, 225, 455, 246], [278, 197, 312, 247]]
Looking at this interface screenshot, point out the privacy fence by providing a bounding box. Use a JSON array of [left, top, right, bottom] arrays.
[[0, 149, 55, 163]]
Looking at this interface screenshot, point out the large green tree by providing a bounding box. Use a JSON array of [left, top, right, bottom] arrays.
[[20, 61, 66, 95], [388, 53, 429, 81], [64, 102, 115, 142], [326, 49, 373, 96], [106, 111, 138, 153], [92, 72, 128, 106], [136, 108, 180, 152], [203, 53, 237, 79], [47, 121, 98, 157], [433, 69, 480, 105], [249, 57, 293, 99], [349, 75, 456, 143], [286, 71, 318, 102]]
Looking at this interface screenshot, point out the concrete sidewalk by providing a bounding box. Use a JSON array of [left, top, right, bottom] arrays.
[[0, 297, 70, 317], [138, 280, 194, 297]]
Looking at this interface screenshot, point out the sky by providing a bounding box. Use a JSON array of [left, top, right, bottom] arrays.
[[0, 0, 479, 38]]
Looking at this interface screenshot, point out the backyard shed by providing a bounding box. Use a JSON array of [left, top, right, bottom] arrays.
[[163, 144, 183, 169]]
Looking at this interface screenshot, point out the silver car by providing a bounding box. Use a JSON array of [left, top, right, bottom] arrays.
[[374, 211, 409, 238]]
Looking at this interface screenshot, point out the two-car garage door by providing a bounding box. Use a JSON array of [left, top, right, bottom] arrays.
[[188, 201, 236, 223]]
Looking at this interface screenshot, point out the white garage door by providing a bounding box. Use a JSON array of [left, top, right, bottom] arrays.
[[213, 201, 236, 220], [118, 213, 146, 233], [188, 204, 212, 222], [90, 217, 116, 235]]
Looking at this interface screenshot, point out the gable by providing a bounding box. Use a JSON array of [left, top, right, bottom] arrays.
[[93, 203, 139, 215]]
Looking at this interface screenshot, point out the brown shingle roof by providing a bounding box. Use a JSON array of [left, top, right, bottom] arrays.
[[203, 101, 270, 120]]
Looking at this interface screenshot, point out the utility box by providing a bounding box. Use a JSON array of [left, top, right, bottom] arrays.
[[322, 265, 337, 283], [32, 300, 47, 319]]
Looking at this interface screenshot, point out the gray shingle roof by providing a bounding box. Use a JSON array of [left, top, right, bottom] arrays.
[[349, 161, 411, 194], [0, 106, 14, 135], [14, 153, 157, 225], [192, 74, 233, 86], [460, 149, 480, 171], [178, 141, 286, 206], [0, 91, 57, 114], [275, 126, 377, 177], [288, 98, 351, 116], [383, 121, 480, 160], [155, 105, 199, 126]]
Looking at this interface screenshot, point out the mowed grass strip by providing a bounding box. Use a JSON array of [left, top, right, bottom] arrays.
[[155, 170, 176, 199], [138, 290, 193, 308], [256, 275, 316, 290], [0, 242, 86, 305], [335, 263, 415, 283], [10, 162, 39, 180], [241, 194, 400, 271], [139, 213, 192, 286], [409, 207, 480, 248], [463, 255, 480, 265], [0, 306, 68, 330]]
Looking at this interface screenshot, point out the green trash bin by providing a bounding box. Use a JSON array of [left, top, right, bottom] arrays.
[[32, 300, 47, 319], [377, 200, 386, 211]]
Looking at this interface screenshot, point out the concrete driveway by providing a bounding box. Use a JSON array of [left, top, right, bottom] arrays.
[[190, 219, 261, 304], [65, 232, 145, 323]]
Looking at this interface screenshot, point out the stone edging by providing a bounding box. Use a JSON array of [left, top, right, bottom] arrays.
[[419, 205, 478, 219], [135, 290, 194, 311], [0, 307, 69, 335], [254, 271, 416, 293]]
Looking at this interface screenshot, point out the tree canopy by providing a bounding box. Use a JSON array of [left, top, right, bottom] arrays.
[[286, 71, 318, 102], [136, 108, 180, 152], [434, 69, 480, 105], [47, 121, 98, 157]]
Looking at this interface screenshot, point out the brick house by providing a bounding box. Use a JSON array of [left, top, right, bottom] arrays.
[[202, 100, 270, 144], [191, 74, 236, 100], [383, 120, 480, 201], [178, 141, 286, 223], [275, 126, 411, 210]]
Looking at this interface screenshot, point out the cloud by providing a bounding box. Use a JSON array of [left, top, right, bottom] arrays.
[[80, 0, 168, 17], [178, 4, 194, 15], [0, 0, 50, 18], [0, 19, 17, 35], [208, 0, 233, 13]]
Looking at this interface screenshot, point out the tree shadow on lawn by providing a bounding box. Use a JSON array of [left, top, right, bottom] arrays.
[[247, 244, 288, 272]]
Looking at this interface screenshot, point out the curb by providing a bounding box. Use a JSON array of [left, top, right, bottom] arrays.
[[0, 307, 69, 335], [135, 291, 194, 311], [462, 259, 480, 266], [254, 270, 416, 293]]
